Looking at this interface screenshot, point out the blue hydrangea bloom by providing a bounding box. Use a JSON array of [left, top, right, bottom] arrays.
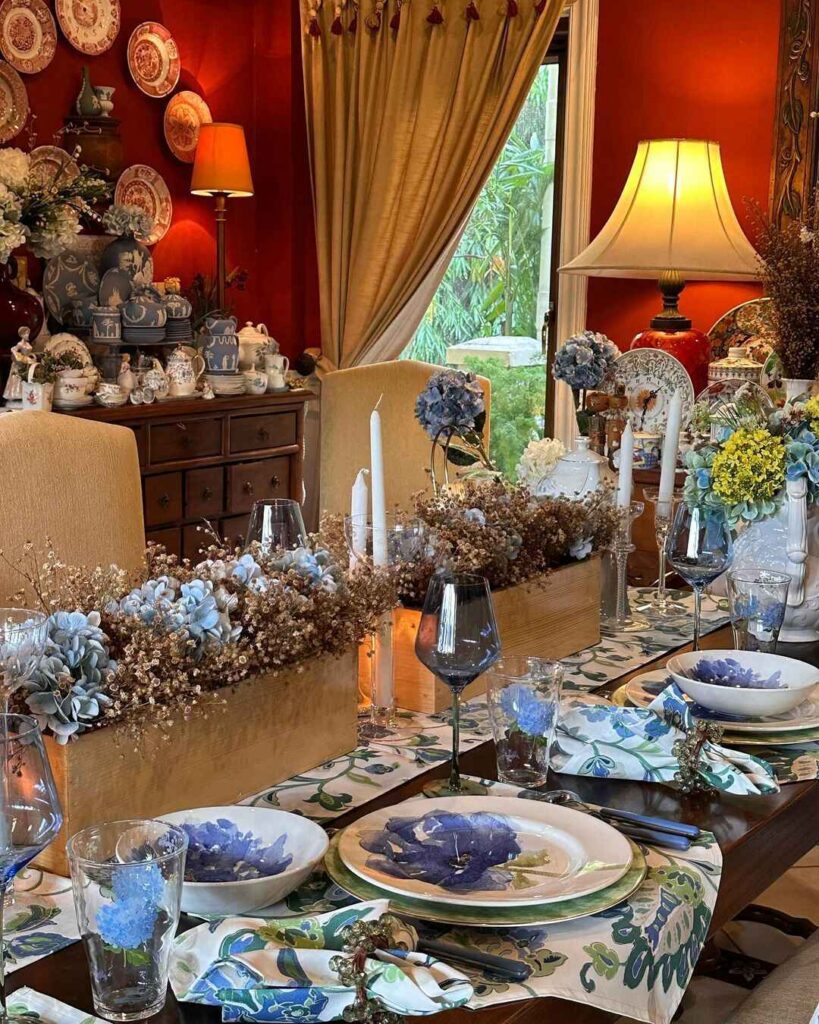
[[414, 370, 485, 440], [112, 863, 165, 905], [732, 596, 787, 634], [97, 898, 157, 950], [691, 657, 784, 689], [269, 547, 341, 593], [552, 331, 619, 391], [180, 818, 293, 882], [499, 683, 555, 738]]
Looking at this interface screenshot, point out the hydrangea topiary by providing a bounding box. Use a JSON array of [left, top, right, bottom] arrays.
[[414, 369, 485, 441], [710, 428, 786, 526], [552, 331, 619, 391]]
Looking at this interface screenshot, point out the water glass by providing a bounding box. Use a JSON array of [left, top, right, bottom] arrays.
[[68, 819, 188, 1022], [244, 498, 308, 554], [727, 568, 790, 653], [485, 657, 563, 788], [0, 609, 48, 706]]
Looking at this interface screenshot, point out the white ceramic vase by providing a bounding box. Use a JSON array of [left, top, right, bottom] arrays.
[[717, 478, 819, 642], [783, 377, 815, 403]]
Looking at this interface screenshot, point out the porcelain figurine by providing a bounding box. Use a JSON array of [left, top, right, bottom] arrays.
[[3, 327, 34, 403], [203, 315, 239, 373], [93, 86, 115, 117], [117, 354, 137, 393], [237, 321, 276, 370], [166, 346, 205, 397]]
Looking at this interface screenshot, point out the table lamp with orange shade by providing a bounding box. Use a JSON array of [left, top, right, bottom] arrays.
[[191, 122, 254, 313], [560, 139, 759, 395]]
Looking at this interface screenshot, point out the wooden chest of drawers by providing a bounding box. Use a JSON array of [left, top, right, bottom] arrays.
[[73, 391, 311, 560]]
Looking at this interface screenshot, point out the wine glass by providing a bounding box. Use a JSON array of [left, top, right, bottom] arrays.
[[642, 489, 686, 616], [666, 503, 733, 651], [0, 715, 62, 1017], [244, 499, 308, 555], [415, 572, 501, 796], [0, 610, 48, 710]]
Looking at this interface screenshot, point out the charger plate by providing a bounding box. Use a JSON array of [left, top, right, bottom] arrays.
[[326, 835, 645, 928], [625, 671, 819, 733], [337, 796, 633, 908]]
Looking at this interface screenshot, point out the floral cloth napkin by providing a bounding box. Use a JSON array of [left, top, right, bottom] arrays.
[[7, 987, 102, 1024], [554, 684, 779, 795], [169, 900, 473, 1022]]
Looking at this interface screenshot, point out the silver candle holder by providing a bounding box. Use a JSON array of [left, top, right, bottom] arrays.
[[601, 500, 648, 634]]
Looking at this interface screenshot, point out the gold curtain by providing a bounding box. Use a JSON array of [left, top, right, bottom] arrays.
[[300, 0, 565, 368]]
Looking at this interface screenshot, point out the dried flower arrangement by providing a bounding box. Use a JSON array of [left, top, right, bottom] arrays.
[[3, 540, 395, 743], [753, 195, 819, 380]]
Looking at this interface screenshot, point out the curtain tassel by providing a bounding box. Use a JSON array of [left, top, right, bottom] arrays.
[[308, 16, 321, 35], [366, 0, 384, 29], [506, 0, 518, 15], [389, 0, 402, 30], [534, 0, 546, 13], [465, 1, 479, 19], [331, 14, 344, 32], [427, 3, 443, 23], [349, 12, 357, 30]]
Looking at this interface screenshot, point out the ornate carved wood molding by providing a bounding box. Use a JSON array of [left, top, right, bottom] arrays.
[[771, 0, 818, 227]]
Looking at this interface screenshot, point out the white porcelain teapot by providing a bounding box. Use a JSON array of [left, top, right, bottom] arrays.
[[237, 321, 278, 370], [166, 346, 205, 397], [537, 437, 613, 499]]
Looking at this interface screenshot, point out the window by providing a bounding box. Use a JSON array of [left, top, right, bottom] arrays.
[[400, 19, 568, 478]]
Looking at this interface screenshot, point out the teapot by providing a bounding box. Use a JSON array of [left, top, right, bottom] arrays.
[[166, 346, 205, 397], [140, 356, 169, 401], [237, 321, 277, 370]]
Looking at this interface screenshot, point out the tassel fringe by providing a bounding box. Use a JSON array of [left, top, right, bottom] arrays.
[[427, 3, 443, 23], [506, 0, 518, 15], [466, 0, 479, 18], [534, 0, 546, 13]]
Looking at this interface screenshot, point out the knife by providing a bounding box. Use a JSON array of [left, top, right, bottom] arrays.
[[616, 824, 691, 851], [597, 807, 701, 839], [417, 938, 532, 982]]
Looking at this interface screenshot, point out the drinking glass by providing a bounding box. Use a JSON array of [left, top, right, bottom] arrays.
[[415, 572, 501, 796], [485, 657, 563, 788], [727, 568, 790, 653], [244, 498, 308, 555], [0, 610, 48, 708], [68, 819, 187, 1022], [666, 503, 733, 651], [0, 715, 62, 1020], [642, 489, 686, 616]]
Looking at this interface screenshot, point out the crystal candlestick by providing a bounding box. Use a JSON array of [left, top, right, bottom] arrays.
[[602, 501, 648, 633], [643, 488, 686, 617]]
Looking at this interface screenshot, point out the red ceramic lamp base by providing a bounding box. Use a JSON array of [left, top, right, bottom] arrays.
[[630, 326, 711, 397]]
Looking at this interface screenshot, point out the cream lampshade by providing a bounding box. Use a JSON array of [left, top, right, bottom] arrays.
[[560, 139, 760, 393]]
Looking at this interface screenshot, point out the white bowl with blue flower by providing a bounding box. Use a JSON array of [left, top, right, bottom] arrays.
[[667, 650, 819, 718], [160, 806, 329, 916]]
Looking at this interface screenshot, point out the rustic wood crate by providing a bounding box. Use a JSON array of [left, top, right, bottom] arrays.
[[39, 649, 358, 876], [378, 556, 601, 713]]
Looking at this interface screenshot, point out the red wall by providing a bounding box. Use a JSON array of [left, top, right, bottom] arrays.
[[22, 0, 317, 358], [585, 0, 781, 348]]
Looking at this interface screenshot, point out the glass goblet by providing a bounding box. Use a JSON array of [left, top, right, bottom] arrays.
[[244, 498, 308, 555], [0, 715, 63, 1019], [666, 502, 733, 651], [642, 489, 686, 617], [0, 610, 48, 710], [415, 572, 501, 796]]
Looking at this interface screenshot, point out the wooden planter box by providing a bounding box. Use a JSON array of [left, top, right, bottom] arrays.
[[39, 650, 358, 876], [375, 556, 601, 713]]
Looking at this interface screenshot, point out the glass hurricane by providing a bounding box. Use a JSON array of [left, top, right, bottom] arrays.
[[68, 819, 187, 1022], [0, 715, 62, 1021], [415, 572, 501, 796], [0, 610, 48, 709], [666, 503, 733, 651], [244, 498, 308, 555]]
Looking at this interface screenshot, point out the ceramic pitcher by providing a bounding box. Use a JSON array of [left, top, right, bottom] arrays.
[[203, 316, 239, 373], [166, 347, 205, 397]]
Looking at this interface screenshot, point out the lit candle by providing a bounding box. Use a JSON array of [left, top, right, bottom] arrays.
[[617, 421, 634, 508], [658, 390, 682, 512], [370, 399, 387, 566], [349, 468, 369, 570]]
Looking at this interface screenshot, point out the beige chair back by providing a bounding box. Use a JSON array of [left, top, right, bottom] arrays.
[[319, 360, 491, 516], [0, 412, 145, 602]]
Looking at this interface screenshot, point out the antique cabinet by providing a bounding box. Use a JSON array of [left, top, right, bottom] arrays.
[[71, 391, 311, 559]]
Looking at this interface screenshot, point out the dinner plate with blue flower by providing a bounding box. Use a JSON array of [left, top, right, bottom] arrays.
[[327, 834, 646, 927], [625, 670, 819, 733], [337, 796, 633, 908]]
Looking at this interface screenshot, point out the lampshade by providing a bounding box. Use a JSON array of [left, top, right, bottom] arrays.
[[561, 139, 759, 281], [191, 122, 254, 198]]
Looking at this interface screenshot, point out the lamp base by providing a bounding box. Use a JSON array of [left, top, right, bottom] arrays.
[[630, 326, 711, 396]]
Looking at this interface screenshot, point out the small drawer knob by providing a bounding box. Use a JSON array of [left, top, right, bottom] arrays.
[[243, 481, 254, 494], [158, 494, 170, 508], [202, 486, 214, 500], [257, 426, 270, 442], [270, 475, 279, 487]]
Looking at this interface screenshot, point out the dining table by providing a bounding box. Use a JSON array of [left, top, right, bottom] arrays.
[[8, 622, 819, 1024]]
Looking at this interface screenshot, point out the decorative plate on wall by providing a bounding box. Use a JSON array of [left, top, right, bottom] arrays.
[[603, 348, 695, 433], [708, 296, 775, 363], [29, 145, 80, 189], [115, 164, 173, 245], [0, 0, 57, 74], [163, 90, 211, 163], [55, 0, 120, 56], [0, 58, 27, 142], [127, 21, 180, 99]]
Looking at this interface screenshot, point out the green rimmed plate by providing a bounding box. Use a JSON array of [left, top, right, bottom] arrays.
[[324, 835, 647, 928]]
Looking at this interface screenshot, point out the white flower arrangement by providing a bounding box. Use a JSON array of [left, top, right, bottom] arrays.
[[0, 148, 31, 191], [102, 203, 153, 240], [516, 437, 566, 492]]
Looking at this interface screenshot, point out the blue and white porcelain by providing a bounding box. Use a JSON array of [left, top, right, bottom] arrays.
[[338, 796, 631, 908], [161, 806, 329, 917], [667, 650, 819, 718], [202, 316, 239, 374]]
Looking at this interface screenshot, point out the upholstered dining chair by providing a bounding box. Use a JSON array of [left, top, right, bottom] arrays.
[[319, 360, 491, 516], [0, 412, 145, 602]]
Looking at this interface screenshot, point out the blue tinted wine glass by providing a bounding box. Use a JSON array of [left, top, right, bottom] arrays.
[[415, 572, 501, 796], [0, 714, 62, 1020], [666, 503, 733, 651]]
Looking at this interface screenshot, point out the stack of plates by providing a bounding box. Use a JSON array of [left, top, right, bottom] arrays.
[[166, 316, 193, 342], [123, 326, 167, 345], [327, 796, 646, 927], [54, 394, 94, 411], [614, 670, 819, 747], [205, 372, 246, 396]]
